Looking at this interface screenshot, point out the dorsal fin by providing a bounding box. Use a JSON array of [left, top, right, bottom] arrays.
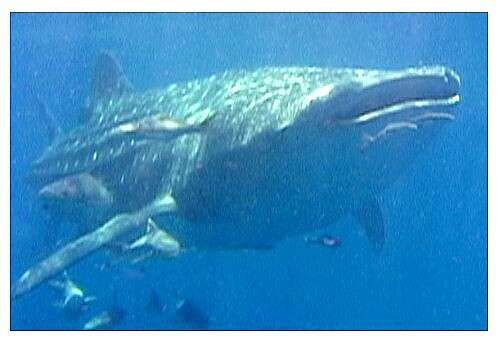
[[91, 51, 133, 101], [83, 52, 133, 121]]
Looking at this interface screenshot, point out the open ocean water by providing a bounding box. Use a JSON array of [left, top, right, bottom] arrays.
[[10, 13, 487, 330]]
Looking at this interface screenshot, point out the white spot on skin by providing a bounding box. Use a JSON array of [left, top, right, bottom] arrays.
[[271, 99, 281, 112], [229, 83, 242, 94], [256, 93, 274, 105], [304, 84, 334, 105], [188, 102, 202, 113], [201, 88, 210, 99], [93, 151, 98, 161]]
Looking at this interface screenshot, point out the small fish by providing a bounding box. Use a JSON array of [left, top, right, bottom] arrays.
[[83, 306, 126, 330], [49, 271, 96, 319], [110, 110, 214, 142], [304, 234, 342, 248], [175, 298, 210, 329], [39, 173, 114, 208], [362, 121, 418, 150], [127, 218, 181, 258]]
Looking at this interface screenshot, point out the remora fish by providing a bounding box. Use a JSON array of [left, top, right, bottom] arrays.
[[38, 172, 114, 227], [83, 306, 125, 330], [108, 111, 214, 141], [12, 52, 460, 298], [39, 173, 114, 208], [49, 271, 96, 318], [127, 218, 181, 257]]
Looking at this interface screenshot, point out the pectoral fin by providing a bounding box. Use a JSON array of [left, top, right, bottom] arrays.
[[354, 196, 385, 251]]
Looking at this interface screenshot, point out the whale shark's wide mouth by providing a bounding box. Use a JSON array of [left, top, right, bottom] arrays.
[[330, 67, 461, 126]]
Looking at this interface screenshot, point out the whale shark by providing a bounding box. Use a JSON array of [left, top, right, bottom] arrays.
[[12, 52, 460, 298]]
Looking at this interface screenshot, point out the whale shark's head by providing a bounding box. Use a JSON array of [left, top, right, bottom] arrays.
[[175, 65, 461, 225], [319, 66, 458, 118], [299, 65, 460, 134], [282, 65, 461, 195]]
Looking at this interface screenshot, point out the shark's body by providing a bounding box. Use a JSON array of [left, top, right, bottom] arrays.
[[13, 53, 460, 298]]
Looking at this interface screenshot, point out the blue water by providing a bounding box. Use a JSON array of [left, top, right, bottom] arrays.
[[10, 13, 487, 330]]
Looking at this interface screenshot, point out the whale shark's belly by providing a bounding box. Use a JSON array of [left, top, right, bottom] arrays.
[[167, 129, 359, 249], [165, 115, 446, 250]]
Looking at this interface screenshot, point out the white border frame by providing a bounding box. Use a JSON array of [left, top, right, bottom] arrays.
[[1, 1, 496, 340]]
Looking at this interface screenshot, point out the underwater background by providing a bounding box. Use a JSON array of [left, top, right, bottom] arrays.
[[10, 13, 487, 330]]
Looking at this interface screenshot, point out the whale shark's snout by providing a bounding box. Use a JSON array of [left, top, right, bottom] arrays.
[[302, 66, 460, 130], [334, 66, 460, 125], [311, 66, 460, 128], [287, 65, 461, 194], [300, 66, 460, 154]]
